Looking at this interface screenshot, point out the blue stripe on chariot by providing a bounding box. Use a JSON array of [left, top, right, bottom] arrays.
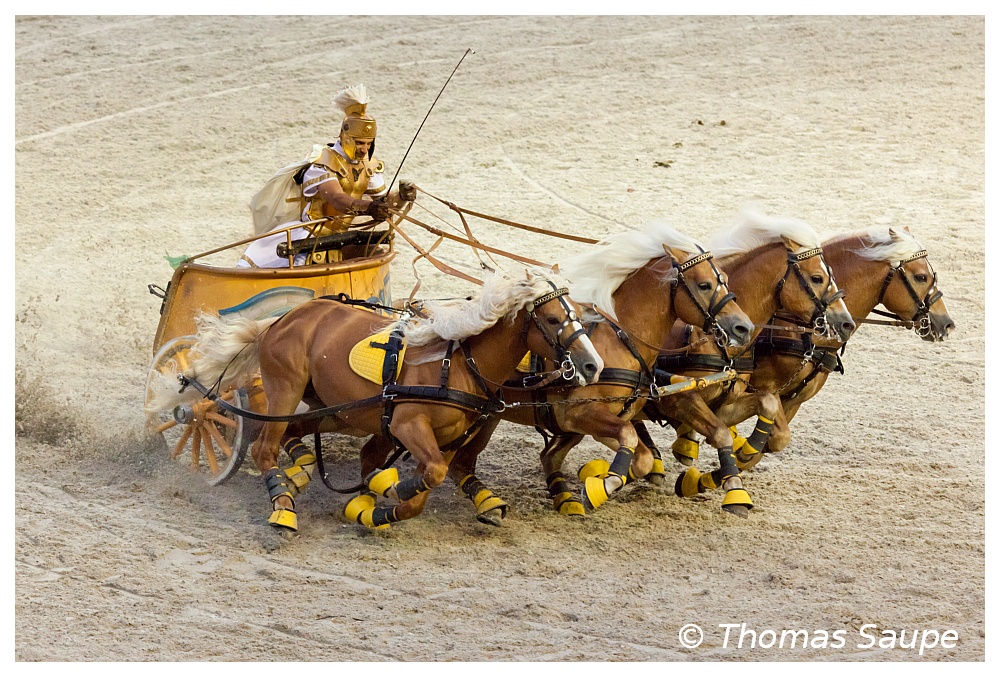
[[219, 286, 316, 318]]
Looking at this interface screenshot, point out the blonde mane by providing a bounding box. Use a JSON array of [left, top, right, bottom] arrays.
[[557, 220, 704, 321], [399, 268, 568, 348], [708, 205, 822, 257], [827, 227, 926, 266]]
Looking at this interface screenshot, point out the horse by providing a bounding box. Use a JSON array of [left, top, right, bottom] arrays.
[[696, 225, 954, 475], [148, 268, 604, 532], [382, 220, 757, 525]]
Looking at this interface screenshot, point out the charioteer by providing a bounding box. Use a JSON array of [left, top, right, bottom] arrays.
[[238, 83, 416, 268]]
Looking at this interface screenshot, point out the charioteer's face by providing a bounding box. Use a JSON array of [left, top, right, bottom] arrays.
[[353, 139, 373, 159]]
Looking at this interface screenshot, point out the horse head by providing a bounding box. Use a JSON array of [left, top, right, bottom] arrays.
[[522, 270, 604, 385], [875, 228, 955, 342], [661, 244, 754, 348], [777, 235, 856, 342]]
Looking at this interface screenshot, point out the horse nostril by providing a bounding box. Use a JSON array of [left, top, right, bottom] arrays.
[[584, 362, 598, 374], [734, 324, 750, 338], [843, 320, 856, 334]]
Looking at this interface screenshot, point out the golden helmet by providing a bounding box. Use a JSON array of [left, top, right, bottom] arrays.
[[333, 84, 377, 161]]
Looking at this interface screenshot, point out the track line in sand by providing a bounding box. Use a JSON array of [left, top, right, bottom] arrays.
[[501, 155, 623, 227]]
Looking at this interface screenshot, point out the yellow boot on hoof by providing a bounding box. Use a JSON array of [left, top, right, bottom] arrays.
[[578, 459, 610, 482], [344, 494, 375, 522], [268, 508, 298, 532], [674, 467, 703, 498], [722, 488, 753, 518], [646, 457, 667, 486], [368, 467, 399, 497], [558, 499, 586, 517], [582, 476, 610, 511], [672, 437, 700, 465]]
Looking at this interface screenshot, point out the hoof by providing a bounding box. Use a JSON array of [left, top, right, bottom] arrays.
[[721, 488, 753, 517], [578, 459, 610, 482], [735, 451, 763, 471], [344, 493, 375, 522], [476, 507, 505, 527], [671, 437, 699, 465], [268, 508, 298, 532], [556, 499, 586, 517], [645, 457, 667, 485], [582, 476, 610, 511], [674, 467, 703, 498], [367, 467, 398, 497]]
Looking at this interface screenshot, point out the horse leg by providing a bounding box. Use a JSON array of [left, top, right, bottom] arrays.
[[539, 433, 587, 516], [733, 392, 781, 470], [448, 417, 509, 527], [764, 400, 797, 454], [344, 434, 395, 527], [671, 401, 753, 518], [350, 412, 451, 528], [633, 421, 666, 486], [576, 411, 651, 512], [671, 423, 701, 466]]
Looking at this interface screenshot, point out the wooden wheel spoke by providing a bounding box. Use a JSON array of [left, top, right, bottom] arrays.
[[156, 419, 178, 434], [172, 424, 194, 459], [204, 419, 233, 459], [205, 411, 237, 428], [190, 428, 202, 470], [201, 427, 220, 474]]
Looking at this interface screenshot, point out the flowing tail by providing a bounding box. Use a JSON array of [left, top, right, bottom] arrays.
[[145, 313, 280, 413]]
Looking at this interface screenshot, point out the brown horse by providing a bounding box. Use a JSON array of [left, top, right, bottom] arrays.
[[396, 221, 757, 524], [626, 209, 857, 514], [698, 226, 954, 475], [149, 269, 604, 532]]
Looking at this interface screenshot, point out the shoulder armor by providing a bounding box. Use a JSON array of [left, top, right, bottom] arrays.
[[314, 146, 348, 177]]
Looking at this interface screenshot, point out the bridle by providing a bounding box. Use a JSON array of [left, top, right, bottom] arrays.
[[526, 282, 591, 382], [670, 249, 739, 348], [875, 250, 944, 339], [773, 247, 846, 338]]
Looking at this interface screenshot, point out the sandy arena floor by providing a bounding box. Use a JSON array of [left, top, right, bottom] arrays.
[[14, 15, 984, 661]]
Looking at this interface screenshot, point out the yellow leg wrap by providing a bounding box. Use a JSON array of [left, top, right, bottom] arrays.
[[582, 476, 611, 510], [735, 451, 763, 471], [722, 488, 754, 510], [344, 493, 375, 522], [368, 467, 399, 497], [675, 467, 703, 498], [578, 459, 610, 481], [268, 508, 298, 531], [698, 471, 718, 491], [672, 436, 700, 464], [358, 508, 391, 530], [729, 426, 748, 454], [285, 464, 312, 494]]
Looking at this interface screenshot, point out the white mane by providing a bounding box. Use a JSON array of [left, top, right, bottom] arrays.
[[708, 205, 822, 257], [557, 220, 704, 321], [399, 268, 568, 347], [842, 227, 926, 266]]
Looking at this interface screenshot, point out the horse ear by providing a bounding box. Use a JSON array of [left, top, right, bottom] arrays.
[[662, 244, 679, 264], [888, 227, 903, 242], [781, 235, 804, 251]]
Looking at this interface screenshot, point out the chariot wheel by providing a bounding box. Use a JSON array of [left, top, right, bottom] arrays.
[[144, 336, 265, 485]]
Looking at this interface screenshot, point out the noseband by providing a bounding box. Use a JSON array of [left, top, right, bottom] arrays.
[[876, 250, 944, 339], [671, 250, 738, 347], [774, 247, 846, 337], [527, 282, 590, 381]]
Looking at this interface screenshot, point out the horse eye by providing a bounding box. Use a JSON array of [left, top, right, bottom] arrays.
[[810, 275, 824, 284], [915, 274, 928, 283], [547, 316, 560, 326], [698, 281, 713, 291]]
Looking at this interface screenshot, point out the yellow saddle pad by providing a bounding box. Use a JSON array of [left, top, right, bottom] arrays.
[[516, 352, 533, 373], [349, 332, 407, 385]]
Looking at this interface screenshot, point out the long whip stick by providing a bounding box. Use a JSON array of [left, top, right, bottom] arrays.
[[388, 48, 475, 192]]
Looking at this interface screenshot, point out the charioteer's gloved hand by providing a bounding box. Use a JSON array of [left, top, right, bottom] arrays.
[[398, 180, 417, 202], [365, 197, 391, 222]]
